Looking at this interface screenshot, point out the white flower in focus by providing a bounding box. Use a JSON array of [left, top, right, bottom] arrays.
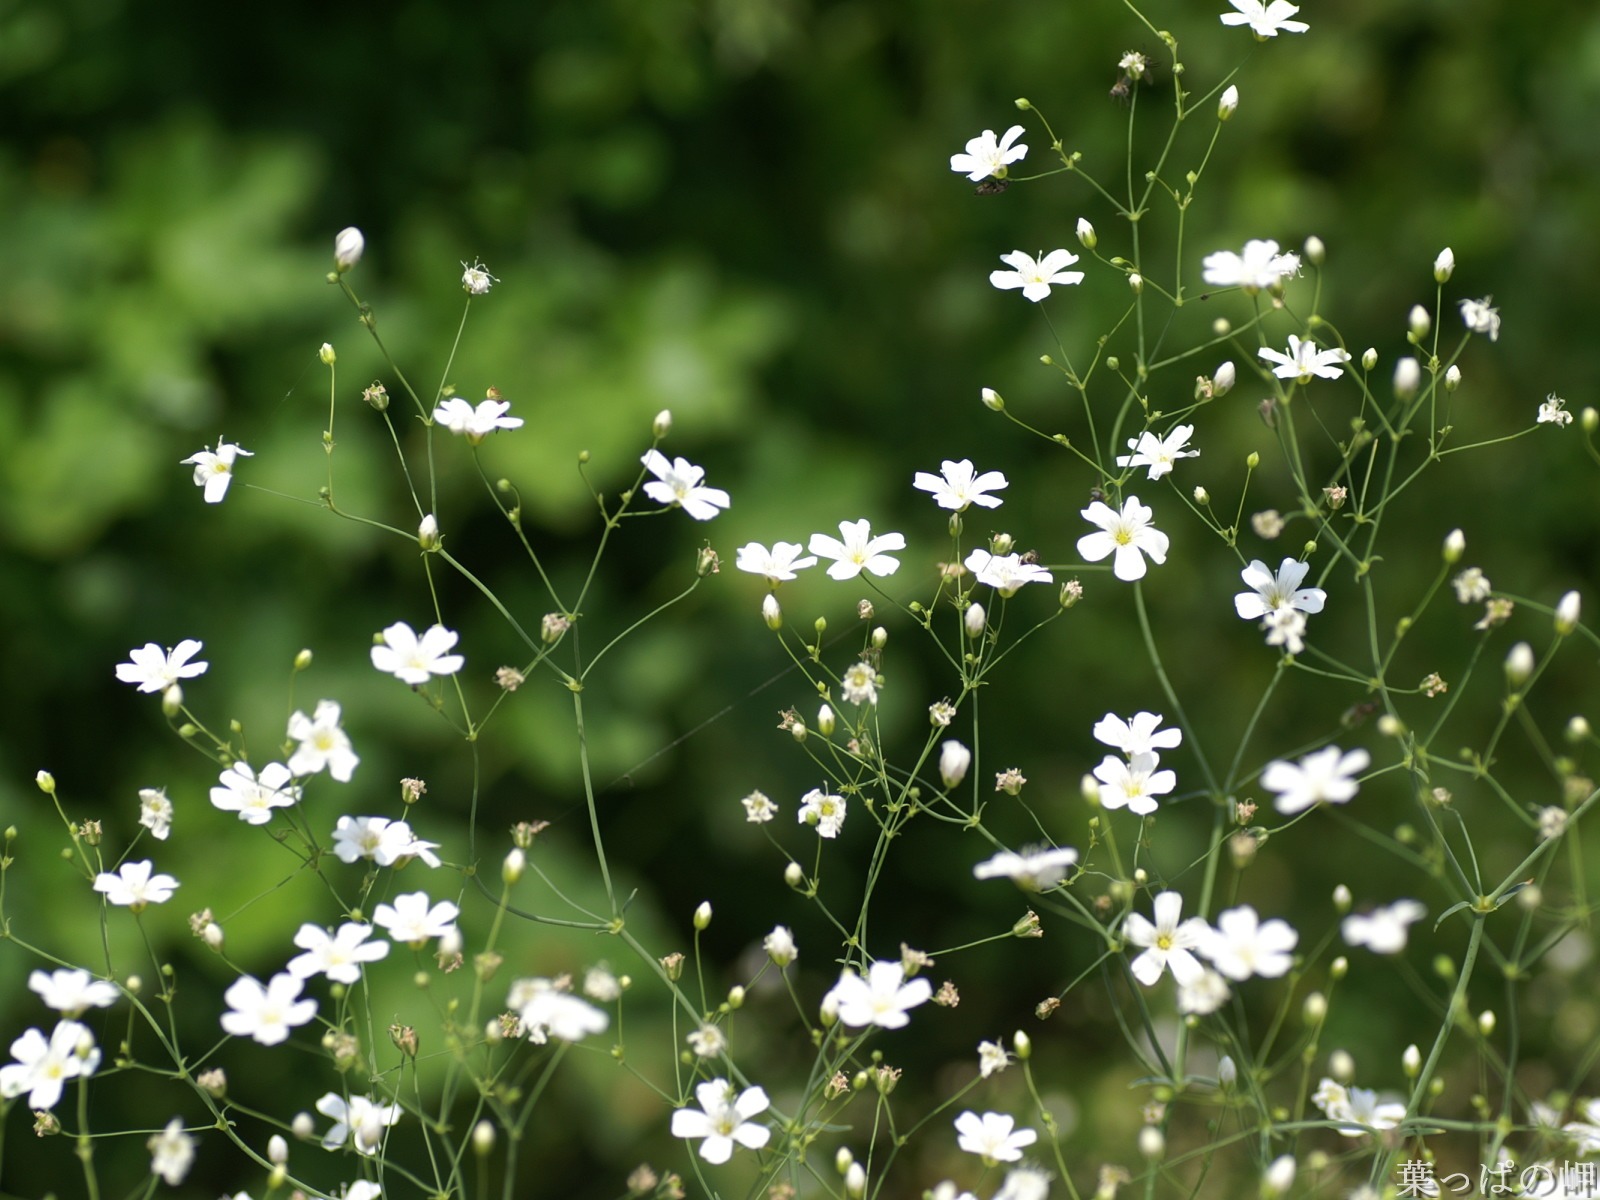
[[93, 860, 179, 910], [1219, 0, 1309, 37], [1117, 424, 1200, 480], [913, 459, 1010, 510], [949, 126, 1028, 181], [1459, 297, 1501, 341], [330, 816, 441, 868], [116, 640, 209, 694], [972, 845, 1079, 891], [798, 787, 847, 838], [181, 440, 254, 504], [953, 1111, 1037, 1164], [317, 1093, 403, 1156], [764, 925, 798, 966], [1261, 745, 1370, 815], [669, 1078, 771, 1164], [1092, 753, 1176, 816], [219, 973, 317, 1045], [28, 969, 118, 1016], [461, 261, 497, 294], [511, 978, 610, 1044], [840, 661, 878, 706], [1262, 607, 1308, 655], [640, 450, 731, 521], [148, 1117, 196, 1185], [1235, 559, 1327, 619], [978, 1040, 1012, 1078], [433, 396, 524, 440], [0, 1021, 99, 1111], [1201, 240, 1300, 289], [287, 700, 359, 782], [138, 788, 173, 840], [370, 622, 465, 684], [1539, 394, 1574, 426], [1124, 891, 1210, 987], [1093, 711, 1182, 757], [1177, 969, 1232, 1016], [286, 922, 390, 984], [373, 892, 459, 948], [735, 541, 817, 584], [1341, 900, 1426, 954], [1259, 335, 1351, 382], [964, 549, 1053, 597], [989, 249, 1084, 302], [1078, 495, 1169, 582], [824, 961, 933, 1029], [809, 519, 906, 580], [210, 762, 299, 825], [1199, 905, 1299, 980]]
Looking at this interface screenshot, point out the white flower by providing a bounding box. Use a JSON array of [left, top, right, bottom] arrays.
[[1539, 394, 1574, 426], [965, 549, 1053, 597], [669, 1078, 771, 1164], [93, 860, 179, 910], [1093, 711, 1182, 757], [210, 761, 299, 825], [1078, 495, 1169, 582], [764, 925, 798, 966], [286, 922, 391, 984], [181, 440, 254, 504], [994, 1166, 1053, 1200], [949, 126, 1028, 181], [989, 249, 1084, 302], [809, 519, 906, 580], [1234, 558, 1327, 619], [1117, 425, 1200, 480], [1092, 753, 1176, 816], [1453, 567, 1492, 604], [461, 260, 497, 294], [1459, 297, 1501, 341], [1341, 900, 1426, 954], [28, 969, 118, 1016], [287, 700, 359, 782], [138, 787, 173, 840], [0, 1021, 99, 1111], [687, 1025, 726, 1058], [1199, 906, 1299, 980], [978, 1040, 1012, 1078], [954, 1111, 1037, 1164], [511, 978, 610, 1044], [1313, 1078, 1406, 1135], [1124, 891, 1210, 987], [148, 1117, 196, 1185], [1219, 0, 1309, 38], [735, 541, 817, 584], [370, 621, 464, 684], [372, 891, 459, 948], [1261, 746, 1370, 815], [433, 396, 523, 440], [330, 816, 441, 868], [973, 845, 1079, 891], [798, 787, 847, 838], [115, 640, 209, 693], [824, 961, 933, 1029], [317, 1093, 402, 1156], [1201, 240, 1300, 289], [741, 791, 777, 823], [334, 227, 365, 270], [914, 459, 1010, 510], [1177, 969, 1232, 1016], [1259, 335, 1351, 382], [219, 973, 317, 1045], [1262, 607, 1308, 655], [640, 450, 730, 521], [840, 661, 878, 706]]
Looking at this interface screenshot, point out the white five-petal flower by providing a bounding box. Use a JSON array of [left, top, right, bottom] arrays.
[[433, 396, 522, 441], [219, 973, 317, 1045], [138, 788, 173, 840], [949, 126, 1029, 182], [809, 519, 905, 581], [1117, 425, 1200, 480], [989, 249, 1084, 302], [639, 450, 731, 521], [1124, 891, 1211, 987], [115, 640, 209, 694], [1341, 900, 1426, 954], [1078, 496, 1169, 582], [509, 977, 611, 1044], [1218, 0, 1309, 38], [735, 541, 817, 584], [1201, 240, 1301, 289], [914, 460, 1009, 511], [965, 549, 1053, 597], [798, 787, 847, 838], [210, 761, 299, 825], [1092, 753, 1176, 816], [0, 1020, 99, 1111], [1259, 335, 1350, 383], [972, 845, 1079, 891], [954, 1111, 1037, 1164], [286, 922, 391, 984], [181, 440, 254, 504], [669, 1078, 771, 1164], [287, 700, 360, 782], [372, 891, 459, 948], [92, 860, 179, 910], [316, 1092, 402, 1156], [28, 969, 118, 1016], [330, 815, 442, 868], [823, 961, 933, 1029], [1093, 711, 1182, 757], [148, 1118, 196, 1185], [1198, 905, 1299, 980], [1260, 745, 1370, 815], [1459, 297, 1501, 342], [370, 621, 465, 685], [1234, 558, 1327, 620]]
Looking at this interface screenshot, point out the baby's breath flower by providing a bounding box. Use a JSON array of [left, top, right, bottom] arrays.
[[1538, 393, 1573, 426], [461, 260, 497, 294], [1452, 567, 1491, 604], [995, 767, 1026, 795], [1459, 296, 1501, 341], [741, 790, 776, 823], [930, 699, 957, 727]]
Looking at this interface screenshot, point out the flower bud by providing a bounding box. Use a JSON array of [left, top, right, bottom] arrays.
[[319, 342, 336, 365], [1566, 715, 1590, 743], [1263, 1155, 1296, 1197], [418, 513, 440, 550], [1444, 364, 1461, 391], [294, 648, 314, 671], [36, 769, 55, 794], [727, 985, 745, 1008], [1433, 247, 1454, 283], [1303, 235, 1325, 266], [981, 387, 1004, 412], [1402, 1043, 1422, 1077], [1303, 991, 1327, 1023], [334, 227, 365, 272], [1585, 406, 1599, 433], [502, 848, 525, 885], [992, 532, 1014, 555], [1246, 451, 1260, 470], [1505, 642, 1535, 687], [940, 740, 972, 788], [1213, 360, 1236, 396], [1193, 485, 1210, 505], [784, 861, 804, 888], [845, 1162, 866, 1198], [1013, 1029, 1032, 1059], [696, 546, 719, 577], [835, 1147, 854, 1174], [762, 593, 782, 631], [161, 684, 184, 717], [1218, 84, 1239, 120], [1394, 356, 1420, 399], [1128, 272, 1143, 295], [202, 922, 225, 951], [1556, 590, 1581, 635], [965, 602, 985, 639], [1080, 773, 1101, 807], [693, 901, 712, 930], [1408, 305, 1430, 340], [1329, 1049, 1355, 1082], [1077, 218, 1097, 249], [1478, 1009, 1496, 1035], [473, 1120, 496, 1155], [1361, 346, 1378, 370], [1443, 528, 1465, 563], [653, 409, 672, 438], [871, 625, 888, 649], [268, 1134, 288, 1165], [291, 1111, 315, 1140], [1218, 1055, 1236, 1088], [816, 704, 836, 736], [1330, 956, 1347, 979], [1138, 1126, 1165, 1160]]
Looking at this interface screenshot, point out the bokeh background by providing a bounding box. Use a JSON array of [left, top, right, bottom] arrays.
[[4, 0, 1600, 1195]]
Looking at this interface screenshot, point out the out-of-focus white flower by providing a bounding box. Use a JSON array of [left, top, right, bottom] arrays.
[[1341, 900, 1426, 954]]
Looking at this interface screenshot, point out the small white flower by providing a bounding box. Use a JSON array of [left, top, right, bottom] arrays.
[[181, 440, 254, 504], [1201, 240, 1300, 289], [964, 549, 1053, 597], [972, 845, 1079, 891], [138, 788, 173, 840], [93, 860, 179, 910], [989, 249, 1084, 302], [210, 761, 299, 825], [953, 1110, 1037, 1164], [1234, 558, 1327, 619], [28, 969, 118, 1016], [1199, 905, 1299, 980], [115, 640, 209, 693], [977, 1040, 1012, 1078], [330, 815, 442, 868], [148, 1117, 196, 1185], [511, 978, 610, 1044], [1261, 746, 1370, 815], [461, 260, 497, 294], [913, 459, 1009, 510], [763, 925, 797, 966], [287, 700, 359, 782], [1341, 900, 1426, 954], [219, 973, 317, 1045], [286, 922, 390, 984], [735, 541, 817, 584], [317, 1092, 402, 1156], [640, 450, 730, 520], [669, 1078, 771, 1164], [433, 396, 523, 441], [1453, 567, 1492, 604], [741, 790, 777, 823], [1124, 891, 1211, 987], [1219, 0, 1309, 38], [0, 1021, 100, 1111], [1078, 495, 1169, 582], [824, 961, 932, 1029], [1093, 711, 1182, 757], [994, 1166, 1052, 1200], [1262, 606, 1308, 655], [1117, 425, 1200, 480], [1539, 393, 1574, 426], [809, 519, 905, 580], [371, 621, 465, 684], [1092, 753, 1176, 816], [949, 126, 1028, 181], [1459, 296, 1501, 341], [373, 891, 459, 948], [840, 661, 879, 706], [1259, 335, 1351, 383], [687, 1025, 727, 1058], [1313, 1077, 1406, 1135], [1177, 968, 1232, 1015], [798, 787, 847, 838]]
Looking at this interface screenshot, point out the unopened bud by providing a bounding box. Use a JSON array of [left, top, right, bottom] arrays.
[[1585, 406, 1599, 433], [1443, 528, 1465, 563], [965, 602, 986, 638], [759, 593, 783, 631], [1077, 218, 1097, 249], [1193, 485, 1210, 505], [1478, 1009, 1496, 1035], [1361, 347, 1378, 371], [784, 862, 804, 888], [502, 848, 525, 885], [1394, 356, 1420, 399], [291, 1111, 315, 1139], [418, 513, 440, 550], [981, 387, 1004, 412], [845, 1162, 866, 1198], [294, 648, 313, 671], [1128, 272, 1143, 294], [835, 1147, 854, 1174], [334, 227, 365, 272], [693, 901, 712, 930], [1444, 364, 1461, 391], [696, 546, 718, 577], [1402, 1044, 1422, 1077], [817, 704, 836, 736], [202, 922, 225, 951], [653, 409, 672, 438], [1081, 773, 1101, 806], [1408, 305, 1430, 340], [940, 740, 972, 788], [1303, 991, 1327, 1023], [473, 1120, 496, 1155], [727, 984, 745, 1008], [36, 769, 55, 794], [1013, 1029, 1032, 1059], [1433, 247, 1454, 283], [1138, 1126, 1165, 1160], [1213, 360, 1236, 396], [319, 342, 336, 365], [1328, 1049, 1355, 1082], [1330, 956, 1347, 980], [1218, 1055, 1236, 1088], [1556, 590, 1581, 635], [1218, 84, 1239, 120], [1566, 715, 1590, 743], [1505, 642, 1535, 687], [1246, 451, 1260, 470], [1263, 1155, 1296, 1197], [1303, 235, 1325, 265]]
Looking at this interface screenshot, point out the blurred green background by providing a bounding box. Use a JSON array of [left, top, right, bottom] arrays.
[[4, 0, 1600, 1195]]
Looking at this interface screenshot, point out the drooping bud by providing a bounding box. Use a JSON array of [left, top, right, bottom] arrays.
[[762, 593, 782, 631]]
